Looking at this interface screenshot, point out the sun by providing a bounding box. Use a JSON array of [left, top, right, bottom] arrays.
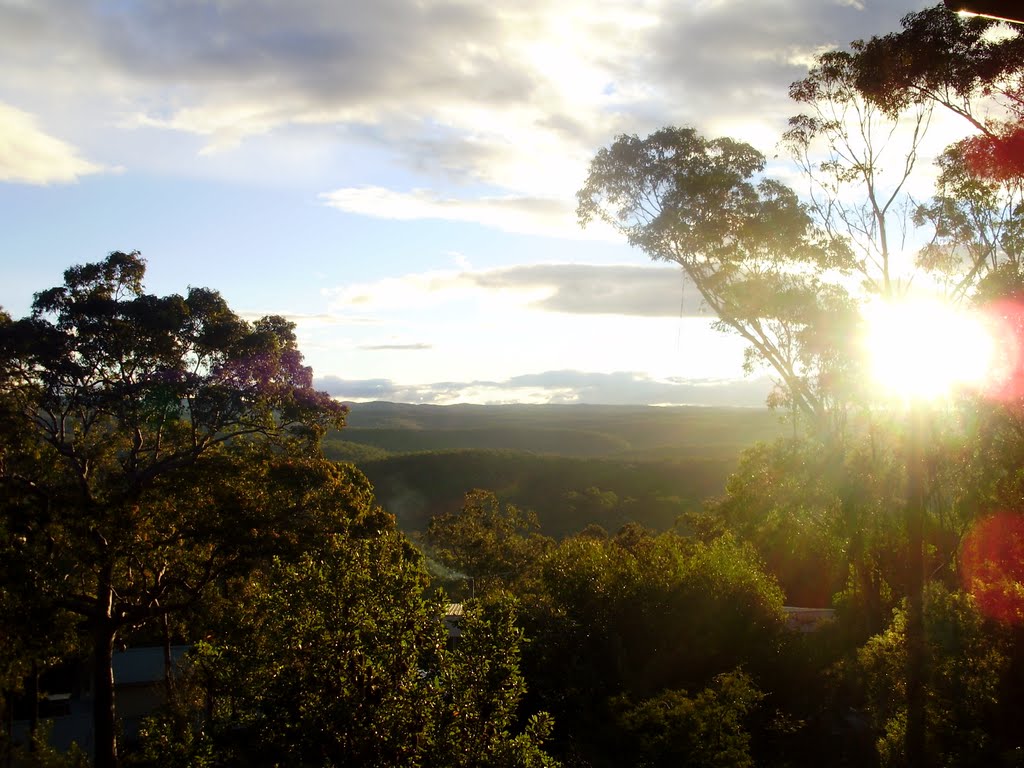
[[861, 296, 997, 401]]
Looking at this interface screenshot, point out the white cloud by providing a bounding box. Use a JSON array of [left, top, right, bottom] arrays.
[[249, 311, 388, 327], [473, 264, 706, 317], [447, 250, 471, 270], [320, 186, 620, 239], [324, 263, 706, 318], [324, 268, 484, 314], [0, 102, 106, 184], [309, 263, 740, 389]]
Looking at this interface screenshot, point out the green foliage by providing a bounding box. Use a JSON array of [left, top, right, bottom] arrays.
[[430, 595, 560, 768], [337, 402, 787, 459], [911, 141, 1024, 299], [321, 437, 391, 463], [192, 532, 443, 766], [137, 533, 558, 768], [427, 489, 553, 597], [337, 426, 632, 457], [710, 432, 909, 622], [614, 670, 764, 768], [515, 529, 785, 766], [132, 713, 215, 768], [855, 585, 1009, 767], [2, 723, 91, 768], [0, 252, 348, 767], [564, 487, 620, 526], [711, 438, 849, 606], [362, 449, 737, 536]]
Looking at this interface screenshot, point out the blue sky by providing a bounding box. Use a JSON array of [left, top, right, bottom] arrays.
[[0, 0, 934, 405]]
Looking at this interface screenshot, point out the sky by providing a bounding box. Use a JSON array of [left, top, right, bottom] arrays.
[[0, 0, 939, 406]]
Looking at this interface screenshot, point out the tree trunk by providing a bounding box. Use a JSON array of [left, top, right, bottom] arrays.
[[905, 406, 927, 768], [27, 660, 38, 751], [93, 570, 119, 768], [856, 559, 883, 638], [161, 610, 175, 703]]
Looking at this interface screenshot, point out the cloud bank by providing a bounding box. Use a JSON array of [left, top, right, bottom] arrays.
[[326, 262, 708, 318], [315, 370, 774, 407], [0, 0, 923, 202], [320, 187, 601, 239], [474, 264, 704, 317]]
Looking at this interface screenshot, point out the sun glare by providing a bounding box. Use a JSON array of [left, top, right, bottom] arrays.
[[862, 297, 997, 401]]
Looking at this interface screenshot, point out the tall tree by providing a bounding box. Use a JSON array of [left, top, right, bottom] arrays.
[[788, 12, 1024, 765], [0, 252, 347, 768], [784, 48, 932, 301], [577, 127, 859, 429], [852, 5, 1024, 158]]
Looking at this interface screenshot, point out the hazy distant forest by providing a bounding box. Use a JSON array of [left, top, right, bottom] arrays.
[[7, 5, 1024, 768]]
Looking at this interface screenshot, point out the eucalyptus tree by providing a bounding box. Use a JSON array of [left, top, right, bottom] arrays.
[[788, 4, 1024, 303], [788, 12, 1024, 766], [856, 5, 1024, 300], [784, 48, 932, 302], [577, 11, 1024, 766], [577, 128, 860, 430], [853, 5, 1024, 154], [579, 7, 1024, 430]]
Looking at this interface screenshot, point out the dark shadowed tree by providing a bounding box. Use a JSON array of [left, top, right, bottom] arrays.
[[0, 252, 347, 768], [852, 4, 1024, 172], [856, 584, 1010, 767], [517, 529, 785, 766], [613, 670, 764, 768]]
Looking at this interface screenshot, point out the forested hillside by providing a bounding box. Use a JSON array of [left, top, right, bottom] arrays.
[[322, 402, 787, 536], [332, 401, 787, 458]]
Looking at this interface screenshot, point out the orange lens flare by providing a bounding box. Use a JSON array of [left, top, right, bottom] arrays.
[[974, 300, 1024, 403], [961, 512, 1024, 624]]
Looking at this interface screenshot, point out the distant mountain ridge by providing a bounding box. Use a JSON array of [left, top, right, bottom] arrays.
[[332, 401, 787, 460], [322, 403, 789, 536]]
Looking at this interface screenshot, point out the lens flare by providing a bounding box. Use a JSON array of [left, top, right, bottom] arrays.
[[975, 299, 1024, 402], [861, 297, 998, 401], [961, 512, 1024, 624]]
